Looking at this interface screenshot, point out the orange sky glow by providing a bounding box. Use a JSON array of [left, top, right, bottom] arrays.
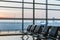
[[0, 9, 21, 18]]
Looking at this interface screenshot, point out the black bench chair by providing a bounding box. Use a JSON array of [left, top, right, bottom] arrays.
[[30, 25, 37, 33], [33, 25, 44, 40], [37, 26, 51, 40], [26, 24, 45, 40], [27, 25, 32, 32], [33, 25, 44, 34], [26, 25, 51, 40], [26, 25, 37, 35], [46, 27, 59, 40], [42, 26, 51, 37]]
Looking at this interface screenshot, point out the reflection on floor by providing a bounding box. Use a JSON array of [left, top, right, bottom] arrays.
[[0, 31, 33, 40], [0, 35, 33, 40], [0, 31, 59, 40]]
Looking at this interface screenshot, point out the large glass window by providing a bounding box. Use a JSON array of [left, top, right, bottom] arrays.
[[48, 10, 60, 19], [24, 20, 33, 30], [24, 4, 33, 8], [35, 4, 46, 9], [48, 0, 60, 19], [5, 0, 22, 2], [35, 10, 46, 18], [0, 2, 21, 7], [24, 0, 33, 2], [0, 8, 22, 18], [35, 20, 45, 25], [24, 9, 33, 18], [1, 0, 60, 40], [48, 0, 60, 4], [0, 20, 22, 33], [35, 0, 46, 3], [0, 0, 22, 32]]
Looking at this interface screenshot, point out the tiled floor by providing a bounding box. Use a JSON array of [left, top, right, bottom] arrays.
[[0, 35, 33, 40], [0, 31, 33, 40], [0, 31, 59, 40]]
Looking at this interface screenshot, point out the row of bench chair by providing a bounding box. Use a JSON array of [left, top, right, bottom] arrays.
[[26, 24, 60, 40]]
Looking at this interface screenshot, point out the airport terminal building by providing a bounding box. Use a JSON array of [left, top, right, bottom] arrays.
[[0, 0, 60, 40]]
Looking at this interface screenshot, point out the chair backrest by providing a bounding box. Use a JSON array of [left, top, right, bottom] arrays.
[[30, 25, 37, 32], [34, 25, 44, 34], [42, 26, 51, 36], [27, 25, 32, 32], [49, 27, 59, 38]]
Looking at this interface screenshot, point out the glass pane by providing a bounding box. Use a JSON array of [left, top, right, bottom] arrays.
[[24, 4, 33, 8], [5, 0, 22, 2], [48, 0, 60, 4], [24, 0, 33, 2], [48, 20, 60, 26], [0, 8, 22, 18], [35, 0, 46, 3], [24, 9, 33, 18], [35, 4, 46, 9], [35, 10, 46, 18], [0, 20, 22, 34], [48, 10, 60, 19], [35, 20, 45, 25], [48, 5, 60, 9], [0, 2, 21, 7], [24, 20, 33, 31]]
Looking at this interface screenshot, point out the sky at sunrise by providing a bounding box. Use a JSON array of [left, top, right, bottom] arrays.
[[0, 0, 60, 18]]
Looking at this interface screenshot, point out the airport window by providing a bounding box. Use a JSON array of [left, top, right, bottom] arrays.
[[24, 20, 33, 30], [35, 10, 46, 18], [0, 0, 60, 40], [48, 10, 60, 19], [24, 0, 33, 2], [35, 0, 46, 3], [48, 0, 60, 19], [35, 20, 46, 25], [0, 8, 22, 18], [35, 4, 46, 9], [24, 9, 33, 18], [24, 4, 33, 8]]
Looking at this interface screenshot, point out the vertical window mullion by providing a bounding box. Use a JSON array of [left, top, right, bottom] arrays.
[[22, 0, 24, 33], [46, 0, 48, 27], [33, 0, 35, 25], [22, 0, 24, 40], [33, 0, 35, 40]]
